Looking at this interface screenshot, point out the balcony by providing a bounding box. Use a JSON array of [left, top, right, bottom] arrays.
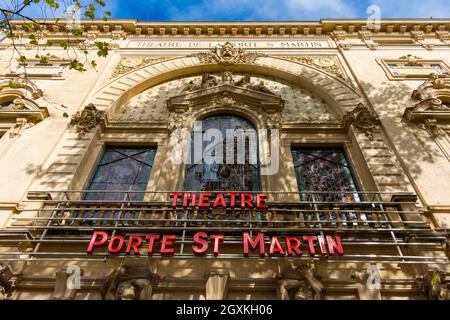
[[0, 190, 448, 265]]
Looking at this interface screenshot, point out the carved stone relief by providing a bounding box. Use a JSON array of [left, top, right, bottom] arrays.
[[111, 56, 174, 79], [278, 263, 325, 300], [69, 103, 105, 138], [189, 41, 266, 70], [9, 117, 34, 138], [344, 103, 380, 141], [280, 55, 346, 80], [112, 73, 337, 124], [404, 73, 450, 137], [0, 264, 14, 300], [101, 265, 158, 300], [378, 58, 450, 80]]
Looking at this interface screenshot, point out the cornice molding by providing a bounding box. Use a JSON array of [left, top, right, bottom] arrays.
[[7, 19, 450, 39]]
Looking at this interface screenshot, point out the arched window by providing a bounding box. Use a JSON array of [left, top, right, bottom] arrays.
[[184, 114, 261, 191]]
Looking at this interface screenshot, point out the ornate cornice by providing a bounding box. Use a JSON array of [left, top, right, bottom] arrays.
[[5, 19, 449, 49]]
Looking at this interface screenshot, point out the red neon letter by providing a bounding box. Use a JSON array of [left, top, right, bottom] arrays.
[[183, 193, 197, 207], [192, 232, 208, 255], [210, 234, 224, 256], [198, 193, 211, 208], [241, 193, 253, 208], [302, 235, 318, 256], [145, 235, 160, 255], [285, 236, 302, 256], [227, 193, 238, 207], [125, 236, 142, 255], [243, 232, 265, 257], [108, 235, 124, 254], [317, 236, 327, 256], [326, 235, 344, 256], [161, 235, 176, 255], [169, 192, 182, 207], [213, 193, 227, 208], [87, 231, 108, 254], [269, 236, 285, 256], [256, 193, 268, 209]]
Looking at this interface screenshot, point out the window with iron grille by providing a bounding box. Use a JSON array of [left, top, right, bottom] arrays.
[[184, 115, 261, 192], [291, 148, 360, 202], [84, 147, 157, 201]]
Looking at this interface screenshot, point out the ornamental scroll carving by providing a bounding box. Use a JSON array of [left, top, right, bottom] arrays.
[[344, 103, 380, 141], [0, 264, 14, 300], [69, 103, 105, 138], [404, 73, 450, 137], [101, 265, 158, 300], [180, 73, 277, 96], [111, 56, 173, 79], [278, 263, 325, 300], [280, 56, 346, 80], [190, 41, 266, 70]]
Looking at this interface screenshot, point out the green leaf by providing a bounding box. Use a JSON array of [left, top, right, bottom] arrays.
[[59, 40, 68, 50], [71, 28, 83, 37], [68, 59, 86, 72]]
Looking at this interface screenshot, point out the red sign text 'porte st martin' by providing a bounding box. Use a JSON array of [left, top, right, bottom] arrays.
[[85, 192, 344, 257]]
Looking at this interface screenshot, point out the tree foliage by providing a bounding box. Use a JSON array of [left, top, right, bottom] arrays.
[[0, 0, 112, 73]]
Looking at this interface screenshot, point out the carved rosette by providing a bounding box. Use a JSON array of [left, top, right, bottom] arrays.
[[69, 103, 105, 138], [344, 103, 380, 141]]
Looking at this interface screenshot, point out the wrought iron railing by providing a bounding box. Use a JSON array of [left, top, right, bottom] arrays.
[[0, 190, 448, 265]]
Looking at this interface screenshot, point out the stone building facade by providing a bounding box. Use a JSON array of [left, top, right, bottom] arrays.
[[0, 19, 449, 300]]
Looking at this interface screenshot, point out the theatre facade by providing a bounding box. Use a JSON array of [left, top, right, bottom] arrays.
[[0, 19, 449, 300]]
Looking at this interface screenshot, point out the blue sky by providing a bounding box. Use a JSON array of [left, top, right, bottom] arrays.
[[14, 0, 450, 20]]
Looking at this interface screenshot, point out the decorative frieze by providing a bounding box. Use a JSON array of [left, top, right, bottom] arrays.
[[111, 56, 173, 79], [279, 56, 346, 80]]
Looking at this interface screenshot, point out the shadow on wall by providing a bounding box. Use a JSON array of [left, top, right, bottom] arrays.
[[359, 80, 443, 177]]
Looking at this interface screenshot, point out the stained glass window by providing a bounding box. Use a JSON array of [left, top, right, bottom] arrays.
[[184, 115, 261, 191], [84, 147, 156, 201], [291, 148, 359, 202]]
